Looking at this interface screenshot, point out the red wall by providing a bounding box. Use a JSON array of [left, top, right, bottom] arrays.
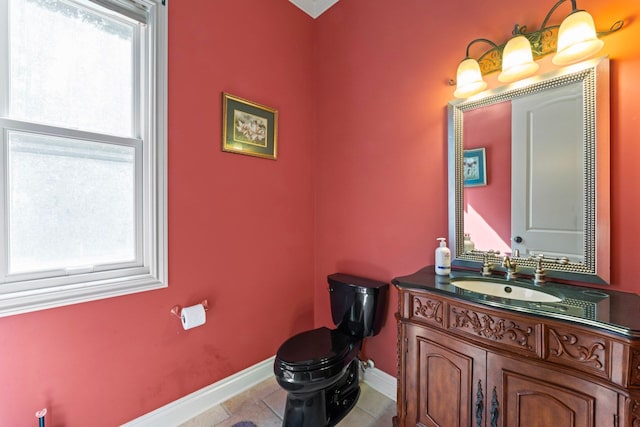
[[0, 1, 315, 425], [313, 0, 640, 378], [1, 1, 640, 425]]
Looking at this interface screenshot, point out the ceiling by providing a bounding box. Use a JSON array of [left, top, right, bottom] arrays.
[[289, 0, 339, 18]]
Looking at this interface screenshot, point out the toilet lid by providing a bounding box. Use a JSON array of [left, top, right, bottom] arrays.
[[276, 327, 360, 370]]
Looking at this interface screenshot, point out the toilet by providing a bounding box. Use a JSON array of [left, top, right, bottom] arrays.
[[274, 273, 388, 427]]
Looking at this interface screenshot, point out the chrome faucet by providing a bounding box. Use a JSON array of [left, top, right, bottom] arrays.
[[502, 256, 518, 280]]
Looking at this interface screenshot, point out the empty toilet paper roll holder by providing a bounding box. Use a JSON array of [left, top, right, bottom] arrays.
[[170, 299, 209, 319]]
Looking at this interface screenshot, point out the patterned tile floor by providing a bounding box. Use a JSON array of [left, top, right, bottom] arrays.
[[179, 376, 396, 427]]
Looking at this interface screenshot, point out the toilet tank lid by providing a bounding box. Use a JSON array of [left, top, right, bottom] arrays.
[[327, 273, 388, 294]]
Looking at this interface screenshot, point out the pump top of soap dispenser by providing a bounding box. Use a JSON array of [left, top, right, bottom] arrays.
[[437, 237, 447, 247]]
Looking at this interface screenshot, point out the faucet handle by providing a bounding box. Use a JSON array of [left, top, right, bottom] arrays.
[[531, 254, 546, 285], [502, 255, 518, 280], [481, 252, 493, 276], [502, 255, 513, 268], [470, 249, 500, 276]]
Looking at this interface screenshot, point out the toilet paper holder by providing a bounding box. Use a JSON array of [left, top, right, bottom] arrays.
[[170, 299, 209, 319]]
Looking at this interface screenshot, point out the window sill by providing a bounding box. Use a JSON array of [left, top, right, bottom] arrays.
[[0, 274, 167, 317]]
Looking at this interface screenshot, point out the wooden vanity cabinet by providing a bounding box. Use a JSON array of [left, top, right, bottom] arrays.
[[487, 352, 619, 427], [395, 286, 640, 427], [403, 323, 486, 426]]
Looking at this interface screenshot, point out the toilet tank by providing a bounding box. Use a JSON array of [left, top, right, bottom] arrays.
[[327, 273, 388, 338]]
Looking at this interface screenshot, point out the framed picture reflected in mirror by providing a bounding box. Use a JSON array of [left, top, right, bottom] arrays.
[[463, 147, 487, 187]]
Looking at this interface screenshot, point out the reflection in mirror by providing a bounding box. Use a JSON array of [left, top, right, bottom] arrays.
[[463, 101, 512, 255], [448, 56, 610, 284], [512, 82, 584, 262]]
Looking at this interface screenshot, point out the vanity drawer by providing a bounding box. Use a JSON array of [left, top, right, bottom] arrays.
[[447, 301, 540, 357], [544, 324, 611, 380], [408, 292, 444, 328]]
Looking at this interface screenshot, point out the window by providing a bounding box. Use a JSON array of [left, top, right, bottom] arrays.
[[0, 0, 167, 316]]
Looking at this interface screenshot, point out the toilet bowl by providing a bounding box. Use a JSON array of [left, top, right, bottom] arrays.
[[274, 273, 388, 427]]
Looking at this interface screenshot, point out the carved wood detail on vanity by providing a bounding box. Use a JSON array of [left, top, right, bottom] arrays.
[[632, 399, 640, 427], [546, 327, 608, 378], [449, 305, 537, 354], [631, 349, 640, 386], [411, 295, 443, 326]]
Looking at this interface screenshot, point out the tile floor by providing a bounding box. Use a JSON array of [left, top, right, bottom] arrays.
[[179, 376, 396, 427]]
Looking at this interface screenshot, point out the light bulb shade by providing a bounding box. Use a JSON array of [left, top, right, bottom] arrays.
[[454, 58, 487, 98], [498, 36, 539, 83], [553, 10, 604, 65]]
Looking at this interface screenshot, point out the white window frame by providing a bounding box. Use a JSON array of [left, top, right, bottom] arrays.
[[0, 0, 168, 317]]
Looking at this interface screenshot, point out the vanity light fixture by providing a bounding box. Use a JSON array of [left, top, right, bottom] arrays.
[[498, 35, 539, 83], [452, 0, 623, 98], [454, 39, 497, 99], [553, 4, 604, 65]]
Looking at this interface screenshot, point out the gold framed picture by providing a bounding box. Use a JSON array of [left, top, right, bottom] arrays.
[[222, 92, 278, 160]]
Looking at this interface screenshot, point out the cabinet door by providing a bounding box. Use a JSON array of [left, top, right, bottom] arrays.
[[405, 324, 487, 427], [487, 353, 619, 427]]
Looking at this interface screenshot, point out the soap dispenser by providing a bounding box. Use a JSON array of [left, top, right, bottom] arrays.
[[435, 237, 451, 276]]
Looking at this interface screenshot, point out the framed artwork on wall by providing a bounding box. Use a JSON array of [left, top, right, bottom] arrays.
[[463, 147, 487, 187], [222, 92, 278, 160]]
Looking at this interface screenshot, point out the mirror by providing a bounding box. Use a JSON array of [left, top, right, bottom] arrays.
[[448, 56, 610, 284]]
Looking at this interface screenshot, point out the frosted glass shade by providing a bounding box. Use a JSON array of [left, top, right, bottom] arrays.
[[454, 58, 487, 98], [553, 10, 604, 65], [499, 36, 539, 83]]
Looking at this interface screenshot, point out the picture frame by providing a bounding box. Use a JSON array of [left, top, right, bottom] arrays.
[[463, 147, 487, 187], [222, 92, 278, 160]]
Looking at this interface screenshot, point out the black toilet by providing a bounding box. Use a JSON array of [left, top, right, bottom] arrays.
[[274, 273, 388, 427]]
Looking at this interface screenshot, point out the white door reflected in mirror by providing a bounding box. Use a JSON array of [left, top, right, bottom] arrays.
[[511, 82, 585, 262]]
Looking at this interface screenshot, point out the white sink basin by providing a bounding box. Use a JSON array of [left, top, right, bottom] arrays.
[[451, 279, 562, 303]]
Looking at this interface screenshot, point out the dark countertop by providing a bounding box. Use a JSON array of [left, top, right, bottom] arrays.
[[393, 266, 640, 338]]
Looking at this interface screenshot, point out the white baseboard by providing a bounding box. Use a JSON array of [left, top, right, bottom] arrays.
[[121, 356, 276, 427], [121, 356, 397, 427], [363, 366, 397, 402]]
